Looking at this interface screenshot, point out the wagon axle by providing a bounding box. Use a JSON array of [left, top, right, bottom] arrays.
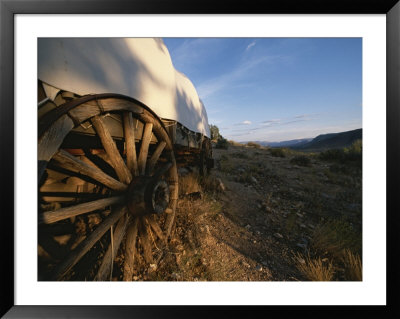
[[126, 175, 170, 217]]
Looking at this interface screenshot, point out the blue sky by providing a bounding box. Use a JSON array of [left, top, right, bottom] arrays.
[[163, 38, 362, 142]]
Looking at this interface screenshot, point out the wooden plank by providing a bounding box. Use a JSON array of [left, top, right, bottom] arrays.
[[137, 123, 153, 175], [123, 217, 139, 281], [146, 141, 166, 175], [91, 115, 132, 184], [95, 213, 129, 281], [123, 112, 139, 176], [53, 149, 127, 192], [51, 206, 127, 280], [40, 196, 124, 224]]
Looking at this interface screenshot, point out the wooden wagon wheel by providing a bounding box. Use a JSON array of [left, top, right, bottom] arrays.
[[38, 94, 178, 281]]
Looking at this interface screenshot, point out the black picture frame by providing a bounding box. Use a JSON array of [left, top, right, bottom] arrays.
[[1, 0, 399, 318]]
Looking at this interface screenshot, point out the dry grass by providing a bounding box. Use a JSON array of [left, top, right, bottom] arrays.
[[294, 253, 335, 281], [179, 173, 201, 196], [342, 249, 362, 281], [311, 219, 361, 259]]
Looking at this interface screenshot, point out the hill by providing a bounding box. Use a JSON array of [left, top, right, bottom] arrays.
[[293, 128, 362, 151]]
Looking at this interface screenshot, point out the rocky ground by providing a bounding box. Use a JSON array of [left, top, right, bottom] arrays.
[[142, 143, 362, 281]]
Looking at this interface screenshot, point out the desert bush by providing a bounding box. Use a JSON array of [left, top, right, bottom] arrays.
[[290, 155, 311, 167], [231, 152, 249, 159], [342, 249, 362, 281], [179, 173, 201, 196], [228, 140, 244, 147], [319, 140, 362, 167], [311, 219, 361, 259], [270, 148, 286, 157], [219, 154, 234, 172], [246, 141, 262, 149], [294, 253, 335, 281], [216, 137, 229, 149]]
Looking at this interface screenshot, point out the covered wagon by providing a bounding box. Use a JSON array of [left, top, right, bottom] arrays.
[[38, 38, 213, 280]]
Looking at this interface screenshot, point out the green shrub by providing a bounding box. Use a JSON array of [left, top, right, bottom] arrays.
[[290, 155, 311, 167], [216, 137, 229, 149], [270, 148, 286, 157], [246, 141, 262, 149]]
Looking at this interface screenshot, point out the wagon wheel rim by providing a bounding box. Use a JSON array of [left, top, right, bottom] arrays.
[[38, 94, 178, 281]]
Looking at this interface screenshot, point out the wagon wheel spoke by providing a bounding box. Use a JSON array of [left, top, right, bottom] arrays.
[[91, 115, 132, 184], [95, 213, 130, 281], [52, 149, 127, 192], [137, 123, 153, 175], [123, 112, 139, 177], [145, 215, 166, 244], [40, 196, 124, 224], [123, 217, 139, 281], [139, 218, 153, 264], [146, 141, 166, 176], [51, 206, 127, 280]]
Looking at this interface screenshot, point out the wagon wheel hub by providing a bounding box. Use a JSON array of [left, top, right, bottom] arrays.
[[126, 175, 170, 217]]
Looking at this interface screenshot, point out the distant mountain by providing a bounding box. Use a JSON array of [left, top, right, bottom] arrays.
[[253, 138, 313, 148], [293, 128, 362, 151]]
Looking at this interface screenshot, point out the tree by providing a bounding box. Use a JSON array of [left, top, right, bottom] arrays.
[[209, 124, 221, 142]]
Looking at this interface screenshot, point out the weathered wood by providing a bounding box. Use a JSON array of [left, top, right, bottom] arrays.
[[51, 206, 127, 280], [40, 196, 124, 224], [38, 114, 75, 162], [145, 215, 166, 244], [92, 151, 114, 168], [53, 149, 127, 192], [95, 213, 129, 281], [123, 217, 139, 281], [139, 218, 153, 264], [67, 98, 143, 125], [137, 123, 153, 175], [146, 141, 166, 175], [91, 115, 132, 184], [123, 112, 139, 176]]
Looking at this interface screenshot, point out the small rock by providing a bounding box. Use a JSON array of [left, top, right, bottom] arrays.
[[257, 203, 262, 209], [242, 261, 251, 268], [297, 258, 306, 265], [255, 230, 261, 235], [296, 243, 307, 250], [216, 178, 226, 191], [300, 224, 307, 229], [308, 224, 315, 229], [205, 225, 210, 234], [245, 224, 251, 230], [261, 261, 269, 267], [250, 176, 258, 184], [171, 272, 181, 280], [321, 192, 333, 199], [274, 233, 283, 239], [133, 276, 139, 280], [296, 213, 303, 218], [253, 240, 257, 244], [178, 167, 190, 176], [256, 265, 263, 272]]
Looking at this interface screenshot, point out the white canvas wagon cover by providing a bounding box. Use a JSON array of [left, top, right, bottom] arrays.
[[38, 38, 211, 137]]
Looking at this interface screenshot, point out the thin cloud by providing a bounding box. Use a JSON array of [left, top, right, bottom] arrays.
[[246, 42, 256, 51], [234, 120, 252, 126], [197, 54, 282, 99]]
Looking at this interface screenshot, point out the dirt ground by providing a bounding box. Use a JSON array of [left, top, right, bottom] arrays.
[[141, 143, 362, 281]]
